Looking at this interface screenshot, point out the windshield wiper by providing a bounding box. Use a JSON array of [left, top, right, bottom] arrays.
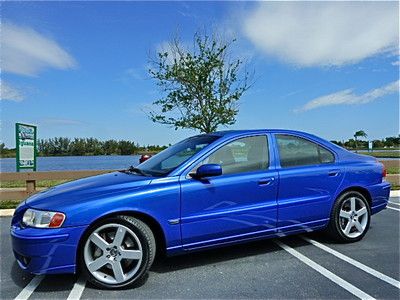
[[125, 166, 148, 176]]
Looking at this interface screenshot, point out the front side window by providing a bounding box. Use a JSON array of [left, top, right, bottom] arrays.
[[193, 135, 269, 175], [276, 134, 334, 168]]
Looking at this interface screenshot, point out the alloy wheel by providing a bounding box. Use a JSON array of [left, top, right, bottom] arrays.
[[339, 196, 369, 238], [83, 223, 143, 285]]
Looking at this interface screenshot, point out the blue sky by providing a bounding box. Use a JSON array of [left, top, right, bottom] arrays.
[[1, 1, 399, 148]]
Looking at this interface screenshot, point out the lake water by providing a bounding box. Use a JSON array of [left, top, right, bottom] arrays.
[[0, 154, 398, 172], [0, 155, 141, 172]]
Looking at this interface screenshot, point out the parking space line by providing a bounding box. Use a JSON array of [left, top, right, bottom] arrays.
[[14, 275, 44, 300], [274, 240, 375, 300], [301, 235, 400, 289], [388, 201, 400, 206], [67, 276, 86, 300], [387, 206, 400, 212]]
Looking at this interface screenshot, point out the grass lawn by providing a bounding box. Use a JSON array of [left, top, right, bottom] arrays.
[[363, 151, 400, 158], [0, 179, 69, 188], [0, 200, 22, 209], [387, 167, 400, 174]]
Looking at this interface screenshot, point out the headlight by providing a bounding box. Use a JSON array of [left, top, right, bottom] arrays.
[[22, 209, 66, 228]]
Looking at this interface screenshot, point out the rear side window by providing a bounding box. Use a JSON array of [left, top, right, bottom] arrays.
[[276, 135, 334, 168]]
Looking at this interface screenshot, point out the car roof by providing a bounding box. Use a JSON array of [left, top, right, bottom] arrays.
[[211, 129, 339, 150], [212, 129, 312, 136]]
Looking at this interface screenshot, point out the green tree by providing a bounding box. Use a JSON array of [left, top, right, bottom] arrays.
[[372, 139, 384, 149], [384, 136, 400, 148], [104, 140, 120, 155], [354, 130, 368, 152], [330, 140, 344, 147], [85, 138, 104, 155], [70, 138, 86, 156], [118, 140, 136, 155], [147, 32, 252, 133]]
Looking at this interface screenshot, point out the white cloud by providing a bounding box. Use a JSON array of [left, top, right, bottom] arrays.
[[243, 2, 399, 67], [1, 22, 77, 76], [296, 80, 399, 112], [0, 81, 24, 102]]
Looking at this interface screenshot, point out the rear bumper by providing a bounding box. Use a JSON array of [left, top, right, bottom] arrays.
[[368, 181, 391, 215], [11, 223, 87, 275]]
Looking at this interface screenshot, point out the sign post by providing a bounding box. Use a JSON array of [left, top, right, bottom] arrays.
[[368, 141, 373, 153], [16, 123, 37, 172]]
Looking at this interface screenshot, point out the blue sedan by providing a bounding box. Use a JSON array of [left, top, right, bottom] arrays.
[[11, 129, 391, 289]]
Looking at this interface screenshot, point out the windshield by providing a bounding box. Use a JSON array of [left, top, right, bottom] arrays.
[[137, 135, 220, 177]]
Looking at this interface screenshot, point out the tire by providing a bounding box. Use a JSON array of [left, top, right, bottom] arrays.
[[80, 216, 156, 289], [326, 191, 371, 243]]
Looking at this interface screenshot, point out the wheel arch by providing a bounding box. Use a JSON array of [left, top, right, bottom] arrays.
[[335, 186, 372, 207], [75, 210, 167, 272]]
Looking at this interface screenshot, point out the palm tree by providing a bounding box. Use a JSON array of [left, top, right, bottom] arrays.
[[354, 130, 368, 152]]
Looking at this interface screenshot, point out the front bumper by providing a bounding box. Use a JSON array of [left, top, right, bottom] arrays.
[[11, 222, 87, 275]]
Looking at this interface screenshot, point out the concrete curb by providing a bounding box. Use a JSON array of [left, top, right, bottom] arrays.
[[1, 190, 399, 218], [391, 190, 400, 197], [0, 209, 16, 217]]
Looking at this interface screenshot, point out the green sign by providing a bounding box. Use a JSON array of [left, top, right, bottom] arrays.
[[16, 123, 37, 171]]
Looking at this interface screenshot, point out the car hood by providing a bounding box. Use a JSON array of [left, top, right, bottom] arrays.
[[25, 171, 154, 210]]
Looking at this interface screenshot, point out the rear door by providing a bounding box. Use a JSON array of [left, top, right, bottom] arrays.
[[180, 134, 278, 249], [274, 134, 343, 230]]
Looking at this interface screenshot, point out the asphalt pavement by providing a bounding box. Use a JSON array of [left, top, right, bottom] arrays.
[[1, 198, 399, 299]]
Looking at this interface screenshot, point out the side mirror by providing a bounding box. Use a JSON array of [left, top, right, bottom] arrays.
[[191, 164, 222, 179]]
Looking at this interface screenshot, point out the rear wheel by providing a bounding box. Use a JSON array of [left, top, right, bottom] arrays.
[[326, 191, 371, 242], [81, 216, 155, 289]]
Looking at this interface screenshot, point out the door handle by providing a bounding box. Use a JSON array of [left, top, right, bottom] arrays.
[[258, 177, 275, 186], [328, 169, 340, 177]]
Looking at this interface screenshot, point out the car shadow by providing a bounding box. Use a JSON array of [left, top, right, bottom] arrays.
[[150, 230, 348, 274], [10, 261, 35, 288], [33, 273, 77, 293], [9, 232, 339, 292], [151, 237, 288, 273]]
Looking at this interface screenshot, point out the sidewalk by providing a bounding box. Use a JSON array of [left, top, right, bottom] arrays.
[[1, 190, 398, 217]]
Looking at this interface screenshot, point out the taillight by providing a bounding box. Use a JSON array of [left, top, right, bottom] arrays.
[[382, 168, 387, 178]]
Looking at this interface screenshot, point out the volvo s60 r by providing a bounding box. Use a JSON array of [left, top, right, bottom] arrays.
[[11, 130, 391, 289]]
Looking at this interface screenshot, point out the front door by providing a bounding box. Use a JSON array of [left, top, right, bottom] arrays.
[[180, 134, 278, 249]]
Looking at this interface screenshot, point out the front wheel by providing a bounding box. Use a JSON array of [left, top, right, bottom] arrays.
[[81, 216, 156, 289], [326, 191, 371, 242]]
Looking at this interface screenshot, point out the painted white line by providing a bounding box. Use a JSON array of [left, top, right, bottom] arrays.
[[301, 235, 400, 289], [14, 275, 44, 300], [274, 240, 375, 300], [67, 276, 86, 300], [387, 206, 400, 212], [388, 201, 400, 206]]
